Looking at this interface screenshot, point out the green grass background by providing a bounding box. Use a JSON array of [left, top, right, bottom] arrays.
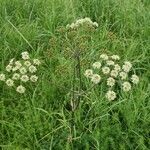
[[0, 0, 150, 149]]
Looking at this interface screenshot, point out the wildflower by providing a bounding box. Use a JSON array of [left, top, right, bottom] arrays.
[[106, 90, 116, 101], [15, 61, 22, 68], [91, 74, 101, 84], [12, 66, 19, 72], [21, 51, 29, 56], [1, 51, 41, 93], [124, 61, 132, 67], [93, 22, 99, 27], [21, 51, 29, 60], [131, 74, 139, 84], [19, 67, 27, 74], [9, 58, 15, 65], [102, 66, 110, 74], [6, 65, 12, 72], [33, 59, 41, 66], [110, 70, 118, 78], [30, 75, 38, 82], [100, 54, 108, 60], [12, 61, 22, 72], [0, 73, 6, 81], [22, 55, 29, 60], [83, 53, 139, 101], [84, 17, 92, 23], [107, 77, 115, 87], [76, 19, 82, 25], [6, 79, 14, 87], [92, 62, 101, 69], [114, 64, 121, 71], [119, 72, 127, 80], [106, 60, 115, 66], [16, 85, 26, 94], [20, 75, 29, 82], [24, 61, 31, 67], [70, 23, 75, 29], [12, 73, 20, 80], [67, 18, 98, 29], [29, 65, 37, 73], [66, 24, 70, 29], [122, 82, 131, 92], [122, 61, 132, 72], [111, 55, 120, 60], [84, 69, 93, 78]]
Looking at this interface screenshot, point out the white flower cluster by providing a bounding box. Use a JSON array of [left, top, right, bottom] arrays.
[[84, 53, 139, 101], [0, 51, 41, 94], [66, 17, 99, 29]]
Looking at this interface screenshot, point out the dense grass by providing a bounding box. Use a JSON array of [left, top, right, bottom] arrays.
[[0, 0, 150, 149]]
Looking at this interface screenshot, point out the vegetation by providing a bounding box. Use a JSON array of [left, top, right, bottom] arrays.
[[0, 0, 149, 149]]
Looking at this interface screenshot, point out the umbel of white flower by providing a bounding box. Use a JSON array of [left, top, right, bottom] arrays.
[[16, 85, 26, 93], [0, 73, 6, 81], [106, 90, 116, 101], [66, 17, 99, 29], [84, 53, 140, 101], [21, 51, 30, 60], [91, 74, 101, 84], [0, 51, 41, 94]]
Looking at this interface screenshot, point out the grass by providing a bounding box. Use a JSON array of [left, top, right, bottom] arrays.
[[0, 0, 150, 149]]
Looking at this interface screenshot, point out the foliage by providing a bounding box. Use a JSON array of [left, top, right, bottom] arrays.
[[0, 0, 149, 150]]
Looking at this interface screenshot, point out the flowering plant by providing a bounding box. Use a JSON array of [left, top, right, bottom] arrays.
[[84, 53, 139, 101], [66, 17, 98, 29], [0, 51, 41, 94]]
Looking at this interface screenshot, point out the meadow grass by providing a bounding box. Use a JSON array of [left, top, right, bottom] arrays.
[[0, 0, 150, 149]]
